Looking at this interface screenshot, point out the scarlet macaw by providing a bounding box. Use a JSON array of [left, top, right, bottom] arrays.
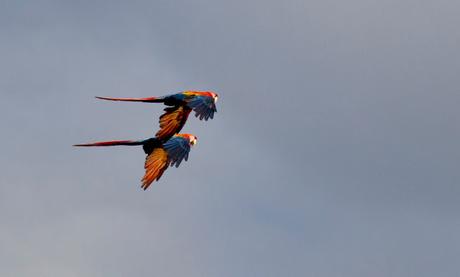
[[95, 91, 218, 142], [74, 134, 197, 190]]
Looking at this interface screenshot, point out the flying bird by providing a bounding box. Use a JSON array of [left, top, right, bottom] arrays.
[[74, 134, 197, 190], [95, 91, 218, 142]]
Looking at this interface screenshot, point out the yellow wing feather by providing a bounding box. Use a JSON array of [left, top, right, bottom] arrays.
[[155, 106, 191, 141], [141, 148, 169, 190]]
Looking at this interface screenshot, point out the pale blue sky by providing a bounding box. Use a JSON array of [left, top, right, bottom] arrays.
[[1, 0, 460, 276]]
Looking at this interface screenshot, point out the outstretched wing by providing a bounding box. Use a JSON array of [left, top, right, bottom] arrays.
[[163, 136, 191, 168], [155, 106, 192, 141], [142, 148, 169, 190], [187, 96, 217, 121]]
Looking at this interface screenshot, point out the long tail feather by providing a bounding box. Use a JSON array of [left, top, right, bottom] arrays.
[[73, 140, 143, 147], [95, 96, 163, 103]]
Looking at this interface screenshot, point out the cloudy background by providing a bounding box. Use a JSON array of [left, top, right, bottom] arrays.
[[1, 0, 460, 276]]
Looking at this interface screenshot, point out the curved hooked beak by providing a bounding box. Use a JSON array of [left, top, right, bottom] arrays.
[[191, 137, 198, 146]]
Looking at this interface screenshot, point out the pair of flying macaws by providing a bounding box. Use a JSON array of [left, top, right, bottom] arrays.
[[75, 91, 219, 190]]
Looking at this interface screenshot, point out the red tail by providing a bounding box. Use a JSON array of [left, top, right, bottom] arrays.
[[95, 96, 163, 103], [73, 140, 142, 147]]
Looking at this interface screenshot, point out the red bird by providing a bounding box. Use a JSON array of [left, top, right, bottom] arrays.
[[96, 91, 218, 142], [74, 134, 197, 190]]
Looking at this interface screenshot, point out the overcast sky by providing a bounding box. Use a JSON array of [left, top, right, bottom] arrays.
[[1, 0, 460, 276]]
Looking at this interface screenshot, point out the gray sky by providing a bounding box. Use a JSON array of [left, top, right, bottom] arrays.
[[1, 0, 460, 276]]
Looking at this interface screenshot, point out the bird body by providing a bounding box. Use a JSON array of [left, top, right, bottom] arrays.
[[96, 91, 218, 141], [74, 134, 197, 190]]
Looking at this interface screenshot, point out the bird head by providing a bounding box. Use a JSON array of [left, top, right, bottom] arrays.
[[185, 91, 218, 103], [209, 91, 218, 103], [177, 134, 198, 146]]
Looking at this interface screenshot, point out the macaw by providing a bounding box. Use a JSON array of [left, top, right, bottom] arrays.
[[74, 134, 197, 190], [95, 91, 218, 142]]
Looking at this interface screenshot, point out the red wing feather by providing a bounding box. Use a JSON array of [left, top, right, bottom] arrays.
[[141, 148, 169, 190], [155, 106, 192, 141]]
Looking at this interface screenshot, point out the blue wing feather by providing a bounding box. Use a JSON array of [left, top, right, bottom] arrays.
[[163, 136, 191, 168], [187, 96, 217, 121]]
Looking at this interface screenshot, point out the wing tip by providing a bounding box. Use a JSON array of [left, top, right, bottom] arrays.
[[141, 179, 151, 190]]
